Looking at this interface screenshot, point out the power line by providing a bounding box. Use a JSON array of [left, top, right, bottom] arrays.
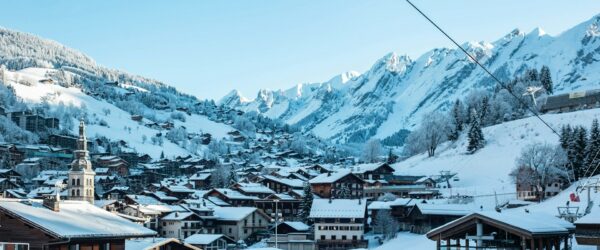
[[405, 0, 560, 137]]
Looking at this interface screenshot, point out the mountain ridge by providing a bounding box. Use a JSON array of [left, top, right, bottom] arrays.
[[222, 14, 600, 144]]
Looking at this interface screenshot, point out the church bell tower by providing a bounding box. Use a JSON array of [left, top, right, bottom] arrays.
[[68, 119, 95, 204]]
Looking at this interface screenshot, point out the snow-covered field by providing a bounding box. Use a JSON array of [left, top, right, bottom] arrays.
[[394, 108, 600, 207]]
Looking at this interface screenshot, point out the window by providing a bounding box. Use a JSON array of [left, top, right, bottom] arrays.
[[100, 243, 110, 250], [353, 236, 357, 240], [71, 179, 75, 185], [244, 229, 248, 234], [331, 235, 336, 240], [76, 179, 80, 186], [342, 235, 347, 240], [321, 235, 326, 240], [228, 228, 232, 233], [68, 244, 80, 250]]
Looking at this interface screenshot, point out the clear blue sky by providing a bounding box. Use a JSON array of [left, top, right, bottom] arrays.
[[0, 1, 598, 100]]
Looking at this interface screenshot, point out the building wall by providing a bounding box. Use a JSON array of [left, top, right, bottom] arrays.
[[314, 223, 364, 241]]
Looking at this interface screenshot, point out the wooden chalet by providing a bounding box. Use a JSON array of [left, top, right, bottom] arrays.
[[426, 211, 574, 250], [260, 175, 304, 193], [309, 170, 364, 199], [204, 188, 258, 207], [0, 198, 156, 250]]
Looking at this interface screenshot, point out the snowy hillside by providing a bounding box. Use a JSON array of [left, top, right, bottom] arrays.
[[393, 107, 600, 204], [1, 67, 233, 158], [223, 14, 600, 144]]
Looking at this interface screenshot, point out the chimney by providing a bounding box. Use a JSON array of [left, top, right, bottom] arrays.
[[43, 195, 60, 212]]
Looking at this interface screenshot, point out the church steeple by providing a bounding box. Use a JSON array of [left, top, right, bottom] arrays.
[[68, 118, 95, 204]]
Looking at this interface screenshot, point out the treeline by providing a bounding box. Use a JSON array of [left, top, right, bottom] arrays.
[[403, 66, 554, 157], [559, 119, 600, 180]]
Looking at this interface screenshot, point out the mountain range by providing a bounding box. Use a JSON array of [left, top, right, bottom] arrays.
[[220, 14, 600, 144]]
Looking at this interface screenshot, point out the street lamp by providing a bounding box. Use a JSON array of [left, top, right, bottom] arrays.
[[272, 199, 282, 249]]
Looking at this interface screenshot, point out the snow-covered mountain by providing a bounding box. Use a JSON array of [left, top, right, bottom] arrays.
[[0, 27, 333, 160], [222, 14, 600, 144]]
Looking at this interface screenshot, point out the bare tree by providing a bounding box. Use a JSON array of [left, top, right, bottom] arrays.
[[510, 143, 568, 201], [374, 210, 399, 240], [363, 139, 382, 163], [404, 111, 450, 157]]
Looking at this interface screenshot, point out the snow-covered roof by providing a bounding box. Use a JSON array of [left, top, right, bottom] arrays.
[[213, 188, 258, 200], [190, 172, 211, 181], [575, 206, 600, 224], [126, 194, 163, 205], [309, 198, 367, 219], [350, 163, 387, 174], [0, 199, 156, 238], [262, 175, 304, 188], [236, 183, 275, 194], [126, 237, 200, 250], [281, 221, 310, 231], [213, 207, 257, 221], [162, 211, 195, 221], [184, 234, 227, 245], [429, 211, 575, 237], [414, 203, 475, 216], [309, 170, 357, 184]]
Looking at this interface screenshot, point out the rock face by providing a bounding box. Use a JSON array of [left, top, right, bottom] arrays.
[[222, 14, 600, 144]]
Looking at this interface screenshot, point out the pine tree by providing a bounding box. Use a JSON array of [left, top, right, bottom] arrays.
[[570, 126, 588, 180], [585, 119, 600, 176], [540, 66, 553, 94], [449, 99, 463, 141], [228, 166, 237, 185], [467, 109, 484, 153], [559, 125, 572, 150], [526, 68, 539, 82], [387, 148, 398, 164], [160, 151, 165, 159], [298, 183, 314, 223]]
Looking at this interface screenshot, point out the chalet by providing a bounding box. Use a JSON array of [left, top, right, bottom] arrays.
[[386, 175, 425, 185], [0, 178, 20, 194], [184, 234, 234, 250], [232, 182, 275, 198], [47, 134, 93, 151], [309, 170, 364, 199], [541, 89, 600, 113], [0, 144, 24, 167], [260, 175, 304, 193], [96, 155, 130, 177], [161, 211, 215, 239], [267, 222, 314, 250], [125, 237, 201, 250], [254, 193, 301, 220], [102, 186, 130, 200], [0, 198, 156, 250], [310, 198, 368, 250], [350, 163, 395, 181], [189, 172, 212, 189], [406, 203, 475, 234], [160, 185, 195, 200], [426, 211, 574, 249], [204, 188, 258, 207], [0, 168, 22, 185], [5, 110, 59, 132], [515, 166, 565, 201], [213, 206, 271, 242]]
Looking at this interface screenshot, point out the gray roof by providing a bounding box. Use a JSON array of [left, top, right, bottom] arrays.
[[541, 90, 600, 112]]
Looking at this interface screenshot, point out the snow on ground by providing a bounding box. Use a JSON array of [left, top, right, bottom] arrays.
[[394, 108, 600, 208], [357, 232, 434, 250], [3, 67, 193, 158]]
